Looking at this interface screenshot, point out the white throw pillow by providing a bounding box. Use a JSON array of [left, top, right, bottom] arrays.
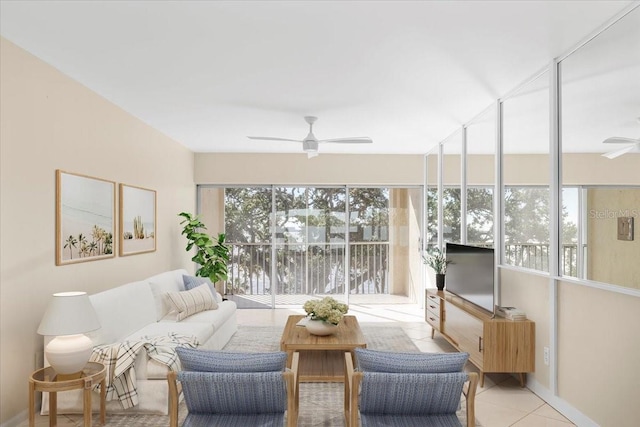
[[166, 284, 218, 321]]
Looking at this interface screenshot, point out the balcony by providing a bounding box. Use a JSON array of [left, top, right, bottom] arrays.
[[225, 242, 389, 296]]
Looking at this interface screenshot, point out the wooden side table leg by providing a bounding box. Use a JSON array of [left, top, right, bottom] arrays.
[[28, 381, 35, 427], [49, 392, 57, 427], [83, 386, 92, 427], [479, 372, 485, 388], [100, 379, 106, 425]]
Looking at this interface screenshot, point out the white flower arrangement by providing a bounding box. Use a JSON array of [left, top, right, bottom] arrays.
[[303, 297, 349, 325]]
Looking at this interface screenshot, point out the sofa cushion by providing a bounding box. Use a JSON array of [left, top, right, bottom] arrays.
[[355, 348, 469, 373], [183, 275, 223, 303], [177, 348, 287, 372], [166, 284, 218, 321], [124, 321, 214, 348], [88, 281, 157, 345], [178, 300, 237, 330], [148, 269, 188, 321]]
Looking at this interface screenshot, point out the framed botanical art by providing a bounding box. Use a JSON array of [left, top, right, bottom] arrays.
[[56, 170, 116, 265], [119, 184, 157, 256]]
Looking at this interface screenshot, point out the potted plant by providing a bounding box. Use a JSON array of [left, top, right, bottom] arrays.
[[423, 247, 451, 291], [179, 212, 230, 288], [303, 297, 349, 336]]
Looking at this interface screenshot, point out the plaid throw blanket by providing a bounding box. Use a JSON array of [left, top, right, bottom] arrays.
[[90, 333, 199, 409]]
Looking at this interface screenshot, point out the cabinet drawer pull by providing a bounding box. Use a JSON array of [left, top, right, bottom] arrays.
[[429, 317, 437, 322], [429, 304, 436, 309], [478, 337, 483, 352]]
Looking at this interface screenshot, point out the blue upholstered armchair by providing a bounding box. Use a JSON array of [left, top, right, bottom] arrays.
[[345, 349, 478, 427], [168, 348, 299, 427]]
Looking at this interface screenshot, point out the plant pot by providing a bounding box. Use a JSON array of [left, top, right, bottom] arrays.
[[306, 319, 338, 336], [436, 274, 446, 291]]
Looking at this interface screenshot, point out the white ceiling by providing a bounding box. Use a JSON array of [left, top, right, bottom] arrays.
[[0, 1, 635, 155]]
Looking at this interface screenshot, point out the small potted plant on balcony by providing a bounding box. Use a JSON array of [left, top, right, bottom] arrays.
[[423, 247, 451, 291]]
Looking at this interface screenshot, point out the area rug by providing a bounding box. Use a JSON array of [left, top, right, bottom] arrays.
[[58, 324, 471, 426]]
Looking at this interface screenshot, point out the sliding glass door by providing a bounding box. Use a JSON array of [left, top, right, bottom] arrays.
[[198, 185, 422, 307]]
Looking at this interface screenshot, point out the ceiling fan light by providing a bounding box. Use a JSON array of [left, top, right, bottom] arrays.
[[303, 140, 318, 152]]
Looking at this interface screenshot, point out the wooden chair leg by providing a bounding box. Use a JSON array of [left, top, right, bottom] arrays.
[[167, 371, 180, 427], [464, 372, 478, 427]]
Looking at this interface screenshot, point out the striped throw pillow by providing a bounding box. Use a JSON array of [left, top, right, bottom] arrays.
[[166, 284, 218, 321]]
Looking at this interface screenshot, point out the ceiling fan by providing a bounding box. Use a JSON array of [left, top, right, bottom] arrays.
[[248, 116, 372, 158], [602, 118, 640, 159]]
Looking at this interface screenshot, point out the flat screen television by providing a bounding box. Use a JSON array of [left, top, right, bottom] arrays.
[[445, 243, 495, 313]]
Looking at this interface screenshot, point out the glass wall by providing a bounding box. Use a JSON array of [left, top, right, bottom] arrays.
[[501, 71, 550, 272], [441, 130, 463, 244], [466, 107, 496, 247], [425, 151, 439, 250], [560, 5, 640, 289], [429, 5, 638, 291]]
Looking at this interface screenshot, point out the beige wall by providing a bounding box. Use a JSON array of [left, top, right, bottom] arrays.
[[388, 188, 423, 299], [0, 38, 195, 424], [195, 152, 424, 186], [563, 153, 640, 185], [499, 268, 551, 389], [501, 269, 640, 426], [557, 281, 640, 427], [467, 154, 495, 186], [587, 188, 640, 289], [465, 153, 639, 186]]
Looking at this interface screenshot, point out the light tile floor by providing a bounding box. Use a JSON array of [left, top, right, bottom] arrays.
[[25, 302, 576, 427], [234, 302, 575, 427]]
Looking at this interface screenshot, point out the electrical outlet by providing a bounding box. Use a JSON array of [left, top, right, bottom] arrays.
[[543, 346, 550, 366]]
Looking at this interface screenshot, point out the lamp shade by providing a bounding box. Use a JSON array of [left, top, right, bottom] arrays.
[[37, 291, 101, 336]]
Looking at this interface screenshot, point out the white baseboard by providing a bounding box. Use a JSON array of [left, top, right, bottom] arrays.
[[527, 378, 599, 427]]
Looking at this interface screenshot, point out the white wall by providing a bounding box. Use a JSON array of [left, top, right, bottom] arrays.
[[0, 38, 196, 425]]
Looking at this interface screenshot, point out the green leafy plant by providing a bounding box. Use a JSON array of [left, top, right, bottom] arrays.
[[303, 297, 349, 325], [179, 212, 230, 284], [422, 247, 451, 275]]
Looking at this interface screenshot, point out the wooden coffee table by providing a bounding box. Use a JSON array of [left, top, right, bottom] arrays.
[[280, 314, 366, 382]]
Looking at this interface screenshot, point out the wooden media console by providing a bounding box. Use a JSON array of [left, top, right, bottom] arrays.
[[426, 289, 535, 387]]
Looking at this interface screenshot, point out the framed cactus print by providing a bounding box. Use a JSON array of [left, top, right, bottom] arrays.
[[119, 184, 156, 256], [56, 170, 116, 265]]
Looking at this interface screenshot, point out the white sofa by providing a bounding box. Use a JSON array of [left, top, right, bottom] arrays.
[[42, 269, 238, 414]]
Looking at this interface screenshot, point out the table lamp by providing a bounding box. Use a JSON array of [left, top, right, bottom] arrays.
[[37, 291, 101, 375]]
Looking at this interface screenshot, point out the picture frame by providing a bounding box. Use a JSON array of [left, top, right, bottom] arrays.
[[56, 170, 116, 265], [119, 184, 157, 256]]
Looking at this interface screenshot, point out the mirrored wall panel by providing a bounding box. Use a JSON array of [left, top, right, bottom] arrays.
[[560, 6, 640, 289]]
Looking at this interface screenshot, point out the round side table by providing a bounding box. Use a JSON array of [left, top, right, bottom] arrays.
[[29, 361, 106, 427]]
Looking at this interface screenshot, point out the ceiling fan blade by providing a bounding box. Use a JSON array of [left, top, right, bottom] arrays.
[[603, 137, 638, 144], [247, 136, 302, 142], [602, 143, 639, 159], [319, 137, 373, 144]]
